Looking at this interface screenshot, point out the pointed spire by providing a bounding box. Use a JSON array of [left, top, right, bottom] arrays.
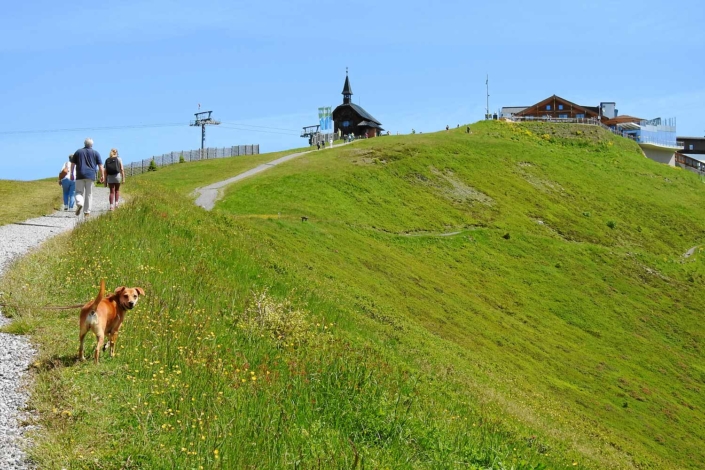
[[342, 68, 353, 104]]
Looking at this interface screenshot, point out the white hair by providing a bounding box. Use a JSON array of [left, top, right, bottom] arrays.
[[84, 138, 93, 148]]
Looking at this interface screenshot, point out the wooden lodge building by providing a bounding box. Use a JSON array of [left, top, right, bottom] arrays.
[[502, 95, 602, 121], [332, 72, 384, 138]]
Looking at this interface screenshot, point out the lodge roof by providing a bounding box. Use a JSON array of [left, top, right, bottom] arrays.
[[357, 120, 383, 129], [602, 115, 644, 126], [514, 94, 599, 117]]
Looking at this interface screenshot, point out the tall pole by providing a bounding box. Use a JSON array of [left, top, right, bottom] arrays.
[[202, 124, 206, 151], [485, 74, 490, 119]]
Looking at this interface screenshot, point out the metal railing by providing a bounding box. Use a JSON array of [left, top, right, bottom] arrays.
[[508, 116, 602, 126], [632, 135, 680, 148], [124, 145, 259, 176]]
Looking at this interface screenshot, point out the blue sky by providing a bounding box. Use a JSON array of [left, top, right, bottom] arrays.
[[1, 0, 703, 180]]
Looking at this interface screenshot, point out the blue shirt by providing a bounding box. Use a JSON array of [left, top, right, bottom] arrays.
[[72, 147, 102, 180]]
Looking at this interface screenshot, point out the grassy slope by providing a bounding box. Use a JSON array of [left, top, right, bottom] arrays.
[[1, 123, 703, 469], [0, 179, 63, 225], [213, 122, 705, 468]]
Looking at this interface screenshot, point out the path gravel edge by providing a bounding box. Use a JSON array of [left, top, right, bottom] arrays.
[[0, 186, 110, 469]]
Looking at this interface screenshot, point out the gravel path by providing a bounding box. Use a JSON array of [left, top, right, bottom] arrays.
[[193, 143, 353, 210], [0, 186, 110, 469], [194, 150, 312, 210]]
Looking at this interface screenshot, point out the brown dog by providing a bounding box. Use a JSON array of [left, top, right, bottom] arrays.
[[78, 279, 145, 364]]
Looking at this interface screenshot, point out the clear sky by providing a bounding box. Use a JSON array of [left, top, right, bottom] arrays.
[[1, 0, 703, 180]]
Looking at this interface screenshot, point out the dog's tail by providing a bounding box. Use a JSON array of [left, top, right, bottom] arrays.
[[90, 279, 105, 311]]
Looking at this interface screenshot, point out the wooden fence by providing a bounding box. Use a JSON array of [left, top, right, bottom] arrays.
[[124, 144, 259, 176]]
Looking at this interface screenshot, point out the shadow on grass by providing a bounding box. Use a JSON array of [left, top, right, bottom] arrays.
[[31, 354, 81, 371]]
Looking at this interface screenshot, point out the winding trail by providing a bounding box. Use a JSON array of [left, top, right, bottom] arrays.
[[0, 187, 110, 469], [194, 143, 352, 210]]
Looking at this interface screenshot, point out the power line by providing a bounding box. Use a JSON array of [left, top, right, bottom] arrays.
[[219, 124, 299, 136], [0, 122, 186, 136], [0, 121, 302, 138], [219, 122, 300, 133]]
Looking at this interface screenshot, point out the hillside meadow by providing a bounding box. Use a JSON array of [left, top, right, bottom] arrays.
[[1, 122, 703, 469], [0, 178, 63, 225]]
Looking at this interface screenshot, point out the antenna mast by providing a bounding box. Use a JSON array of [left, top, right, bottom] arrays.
[[485, 74, 490, 120]]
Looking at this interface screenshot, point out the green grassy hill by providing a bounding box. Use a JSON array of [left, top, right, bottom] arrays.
[[2, 121, 704, 469], [0, 179, 63, 225]]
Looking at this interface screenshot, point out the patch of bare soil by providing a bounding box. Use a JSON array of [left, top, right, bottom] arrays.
[[517, 163, 565, 193], [416, 167, 494, 206]]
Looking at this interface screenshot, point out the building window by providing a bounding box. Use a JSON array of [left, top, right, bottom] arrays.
[[558, 104, 564, 110], [343, 121, 350, 127], [690, 144, 695, 150], [546, 105, 551, 110], [576, 113, 585, 118], [559, 114, 568, 119]]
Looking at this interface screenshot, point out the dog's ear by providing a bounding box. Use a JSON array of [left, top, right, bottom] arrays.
[[114, 286, 126, 294], [136, 287, 145, 297]]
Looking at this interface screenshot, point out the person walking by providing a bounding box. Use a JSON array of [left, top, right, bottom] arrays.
[[71, 138, 104, 217], [59, 155, 75, 211], [104, 148, 125, 211]]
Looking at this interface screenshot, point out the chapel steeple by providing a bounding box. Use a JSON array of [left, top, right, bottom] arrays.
[[342, 68, 353, 105]]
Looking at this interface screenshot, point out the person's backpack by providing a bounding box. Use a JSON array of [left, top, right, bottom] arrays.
[[105, 157, 120, 176]]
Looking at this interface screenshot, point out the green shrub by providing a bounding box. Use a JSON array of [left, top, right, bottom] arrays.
[[179, 153, 185, 163], [147, 159, 158, 172], [606, 220, 617, 229], [237, 289, 313, 346]]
